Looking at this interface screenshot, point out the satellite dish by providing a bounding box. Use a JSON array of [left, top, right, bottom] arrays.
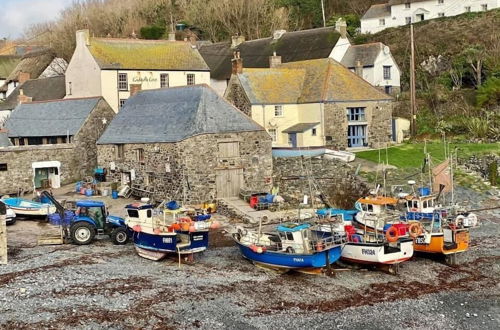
[[383, 46, 390, 55]]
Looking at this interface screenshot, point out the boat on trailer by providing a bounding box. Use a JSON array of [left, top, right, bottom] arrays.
[[233, 223, 345, 273], [125, 203, 218, 261], [1, 197, 56, 217]]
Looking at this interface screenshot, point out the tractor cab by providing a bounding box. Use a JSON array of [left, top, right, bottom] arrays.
[[75, 200, 107, 230]]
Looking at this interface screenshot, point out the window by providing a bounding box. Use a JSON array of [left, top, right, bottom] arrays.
[[347, 108, 366, 122], [118, 73, 128, 91], [274, 105, 283, 117], [136, 148, 144, 162], [18, 138, 25, 146], [385, 85, 393, 94], [119, 99, 127, 109], [405, 3, 410, 9], [116, 144, 124, 159], [438, 0, 444, 4], [383, 66, 391, 80], [27, 137, 43, 145], [268, 129, 277, 142], [438, 13, 445, 17], [47, 137, 58, 144], [187, 73, 195, 85], [481, 4, 488, 11], [379, 18, 385, 26], [311, 128, 317, 136], [127, 209, 139, 218], [465, 6, 471, 12], [160, 74, 169, 88], [405, 16, 412, 24], [0, 164, 7, 171]]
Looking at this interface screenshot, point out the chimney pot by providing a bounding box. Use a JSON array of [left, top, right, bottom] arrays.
[[18, 89, 32, 104], [231, 51, 243, 74], [269, 52, 282, 68], [335, 18, 348, 39], [355, 60, 363, 77]]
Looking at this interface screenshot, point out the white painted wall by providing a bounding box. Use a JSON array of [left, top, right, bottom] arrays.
[[210, 78, 228, 96], [329, 37, 351, 62], [372, 51, 401, 90], [362, 0, 499, 33], [39, 58, 68, 78]]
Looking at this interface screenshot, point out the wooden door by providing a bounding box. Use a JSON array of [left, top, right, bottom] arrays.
[[216, 168, 242, 198]]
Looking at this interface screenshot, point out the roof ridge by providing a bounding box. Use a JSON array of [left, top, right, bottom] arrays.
[[92, 37, 191, 44], [25, 96, 101, 105]]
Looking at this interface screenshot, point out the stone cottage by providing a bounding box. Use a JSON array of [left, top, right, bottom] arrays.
[[0, 97, 114, 194], [225, 56, 393, 150], [97, 84, 272, 203]]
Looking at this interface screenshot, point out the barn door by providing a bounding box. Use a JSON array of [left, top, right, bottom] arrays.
[[216, 168, 242, 198]]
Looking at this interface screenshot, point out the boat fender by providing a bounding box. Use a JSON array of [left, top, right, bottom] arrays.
[[315, 242, 324, 252], [455, 215, 465, 227], [153, 227, 161, 234], [189, 225, 196, 232], [385, 226, 399, 243], [179, 217, 192, 223], [466, 213, 478, 227], [408, 223, 422, 238], [132, 225, 142, 232], [250, 244, 266, 253]]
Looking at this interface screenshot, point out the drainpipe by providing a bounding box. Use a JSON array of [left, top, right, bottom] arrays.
[[320, 102, 326, 146], [262, 104, 266, 138]]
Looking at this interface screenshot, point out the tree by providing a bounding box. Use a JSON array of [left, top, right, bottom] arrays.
[[463, 45, 486, 87], [476, 77, 500, 109]]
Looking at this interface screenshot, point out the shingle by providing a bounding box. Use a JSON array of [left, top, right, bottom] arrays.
[[97, 85, 263, 144], [6, 97, 101, 137], [341, 43, 383, 68], [282, 122, 320, 133], [89, 38, 209, 71], [0, 76, 66, 111], [362, 4, 391, 19], [198, 27, 340, 80]]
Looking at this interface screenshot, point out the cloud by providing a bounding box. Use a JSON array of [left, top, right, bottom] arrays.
[[0, 0, 73, 39]]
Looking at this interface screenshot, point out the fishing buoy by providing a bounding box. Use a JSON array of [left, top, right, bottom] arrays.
[[385, 226, 399, 243], [132, 225, 142, 232], [408, 223, 422, 238]]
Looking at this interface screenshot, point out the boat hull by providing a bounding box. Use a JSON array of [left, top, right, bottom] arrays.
[[132, 230, 209, 257], [234, 239, 342, 269], [2, 198, 56, 216], [341, 238, 414, 265], [413, 231, 469, 255]]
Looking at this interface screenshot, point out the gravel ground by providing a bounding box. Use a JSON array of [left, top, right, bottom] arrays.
[[0, 191, 499, 329]]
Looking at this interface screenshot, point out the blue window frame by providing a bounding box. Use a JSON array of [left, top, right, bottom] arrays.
[[347, 107, 366, 122], [348, 125, 367, 148]]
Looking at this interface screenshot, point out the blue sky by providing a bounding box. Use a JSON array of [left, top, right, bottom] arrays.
[[1, 0, 74, 39]]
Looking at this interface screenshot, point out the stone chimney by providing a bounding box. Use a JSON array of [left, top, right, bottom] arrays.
[[75, 29, 90, 47], [18, 89, 32, 104], [355, 60, 363, 77], [18, 72, 30, 84], [129, 84, 142, 97], [335, 18, 348, 39], [168, 32, 176, 41], [269, 52, 282, 68], [231, 35, 245, 49], [231, 51, 243, 75]]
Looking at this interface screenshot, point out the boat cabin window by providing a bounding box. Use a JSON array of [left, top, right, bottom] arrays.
[[362, 204, 374, 212], [147, 209, 152, 217], [279, 232, 286, 240], [386, 204, 395, 211], [423, 200, 428, 208], [127, 209, 139, 218], [286, 232, 294, 240]]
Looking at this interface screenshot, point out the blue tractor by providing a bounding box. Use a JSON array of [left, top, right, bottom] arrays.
[[43, 191, 129, 245]]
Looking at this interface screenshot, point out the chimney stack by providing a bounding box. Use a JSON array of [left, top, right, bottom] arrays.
[[75, 29, 90, 47], [231, 51, 243, 75], [335, 18, 348, 39], [355, 60, 363, 77], [269, 51, 282, 68], [168, 32, 176, 41], [18, 72, 30, 84], [129, 84, 142, 97], [231, 35, 245, 48], [18, 89, 32, 104]]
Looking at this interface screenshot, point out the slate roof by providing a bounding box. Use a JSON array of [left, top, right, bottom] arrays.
[[362, 4, 391, 19], [237, 58, 392, 104], [0, 131, 12, 147], [6, 97, 101, 137], [0, 56, 21, 79], [88, 38, 209, 71], [341, 43, 383, 68], [0, 76, 66, 111], [198, 27, 340, 80], [97, 85, 263, 144], [283, 123, 320, 133]]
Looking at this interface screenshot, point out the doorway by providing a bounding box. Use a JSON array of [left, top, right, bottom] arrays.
[[32, 161, 61, 189], [216, 168, 242, 198], [288, 133, 297, 148], [347, 125, 367, 147]]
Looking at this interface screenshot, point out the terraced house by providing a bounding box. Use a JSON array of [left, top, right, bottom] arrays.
[[225, 56, 393, 150], [65, 30, 210, 112]]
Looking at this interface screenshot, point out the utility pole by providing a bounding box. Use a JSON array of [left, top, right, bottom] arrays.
[[410, 24, 417, 137], [321, 0, 326, 27]]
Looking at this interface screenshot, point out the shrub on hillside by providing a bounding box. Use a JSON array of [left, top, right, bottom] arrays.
[[140, 25, 166, 39], [476, 77, 500, 109]]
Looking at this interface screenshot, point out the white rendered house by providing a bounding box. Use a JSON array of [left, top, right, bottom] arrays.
[[361, 0, 499, 34]]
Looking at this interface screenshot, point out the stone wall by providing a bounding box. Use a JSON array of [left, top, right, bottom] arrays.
[[97, 130, 273, 204], [224, 76, 252, 117], [0, 144, 78, 194], [459, 154, 500, 184], [272, 156, 369, 209]]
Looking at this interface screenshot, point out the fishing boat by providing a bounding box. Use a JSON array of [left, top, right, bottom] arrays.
[[233, 223, 345, 273], [1, 197, 56, 217], [125, 202, 218, 261]]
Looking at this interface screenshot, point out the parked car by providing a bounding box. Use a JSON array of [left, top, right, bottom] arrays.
[[0, 201, 16, 225]]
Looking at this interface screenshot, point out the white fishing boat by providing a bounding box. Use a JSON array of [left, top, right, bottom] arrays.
[[323, 149, 356, 162], [1, 197, 56, 217]]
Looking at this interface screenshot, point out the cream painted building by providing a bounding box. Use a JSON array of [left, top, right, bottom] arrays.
[[65, 30, 210, 112], [225, 57, 393, 150]]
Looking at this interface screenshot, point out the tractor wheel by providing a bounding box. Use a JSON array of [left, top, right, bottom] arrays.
[[111, 227, 129, 245], [70, 222, 96, 245]]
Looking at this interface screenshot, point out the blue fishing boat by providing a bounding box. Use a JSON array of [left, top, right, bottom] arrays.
[[1, 197, 56, 217], [125, 203, 218, 261], [233, 223, 345, 272]]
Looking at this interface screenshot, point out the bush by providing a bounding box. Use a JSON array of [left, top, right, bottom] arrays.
[[140, 25, 166, 40], [465, 117, 490, 139], [476, 77, 500, 109]]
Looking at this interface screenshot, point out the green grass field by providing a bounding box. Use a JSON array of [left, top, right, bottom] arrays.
[[355, 142, 499, 168]]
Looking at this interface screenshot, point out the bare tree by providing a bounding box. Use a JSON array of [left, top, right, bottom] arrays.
[[463, 45, 485, 88]]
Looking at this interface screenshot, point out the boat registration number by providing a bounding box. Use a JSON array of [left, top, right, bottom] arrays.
[[362, 249, 375, 255], [193, 235, 203, 241], [162, 237, 173, 243], [293, 258, 304, 262], [415, 237, 427, 245], [455, 232, 469, 244]]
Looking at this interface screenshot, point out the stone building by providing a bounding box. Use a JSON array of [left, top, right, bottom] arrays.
[[97, 84, 272, 203], [225, 56, 393, 150], [0, 97, 114, 194]]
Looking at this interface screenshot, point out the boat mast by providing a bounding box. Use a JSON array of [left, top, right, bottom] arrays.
[[410, 24, 417, 137]]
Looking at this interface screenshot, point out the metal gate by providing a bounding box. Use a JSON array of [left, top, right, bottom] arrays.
[[216, 168, 242, 198]]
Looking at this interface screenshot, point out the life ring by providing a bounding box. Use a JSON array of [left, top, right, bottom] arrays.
[[408, 223, 422, 238], [385, 226, 399, 243], [467, 213, 478, 227], [250, 244, 266, 253]]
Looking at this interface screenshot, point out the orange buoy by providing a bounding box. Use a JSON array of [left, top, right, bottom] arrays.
[[132, 225, 142, 232], [171, 223, 181, 231], [385, 226, 399, 243], [153, 227, 161, 234], [408, 223, 422, 238], [189, 225, 196, 232]]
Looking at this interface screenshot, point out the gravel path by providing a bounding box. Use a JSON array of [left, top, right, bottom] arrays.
[[1, 195, 499, 329]]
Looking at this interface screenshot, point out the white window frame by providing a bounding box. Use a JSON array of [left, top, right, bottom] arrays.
[[379, 18, 385, 26], [405, 16, 412, 24], [481, 4, 488, 11], [465, 6, 471, 12], [268, 129, 277, 142], [187, 73, 195, 85], [119, 99, 127, 109], [405, 3, 411, 9], [118, 73, 128, 91], [383, 66, 391, 80], [438, 12, 445, 17], [438, 0, 444, 4], [160, 73, 169, 88], [311, 128, 317, 136], [274, 105, 283, 117]]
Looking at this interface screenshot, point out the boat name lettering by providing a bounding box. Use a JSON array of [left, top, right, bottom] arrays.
[[193, 236, 203, 241], [362, 249, 375, 255], [162, 237, 173, 244], [415, 237, 427, 245], [293, 258, 304, 262]]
